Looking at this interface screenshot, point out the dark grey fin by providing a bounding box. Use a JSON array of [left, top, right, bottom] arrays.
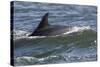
[[36, 13, 49, 30], [29, 13, 49, 36]]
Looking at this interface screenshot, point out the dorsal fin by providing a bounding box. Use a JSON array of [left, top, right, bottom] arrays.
[[29, 13, 49, 36], [36, 13, 49, 30]]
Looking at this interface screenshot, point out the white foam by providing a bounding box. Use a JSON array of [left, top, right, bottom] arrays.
[[15, 56, 39, 65], [63, 26, 91, 35], [15, 55, 59, 63], [28, 36, 46, 39], [14, 30, 29, 38], [15, 55, 59, 65]]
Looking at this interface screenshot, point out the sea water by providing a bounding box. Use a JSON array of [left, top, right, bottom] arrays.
[[12, 1, 97, 66]]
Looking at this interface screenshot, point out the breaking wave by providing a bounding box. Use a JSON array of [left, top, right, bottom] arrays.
[[13, 26, 97, 66], [13, 26, 91, 40]]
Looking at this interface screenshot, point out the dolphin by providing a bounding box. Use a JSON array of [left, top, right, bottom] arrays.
[[29, 13, 71, 36]]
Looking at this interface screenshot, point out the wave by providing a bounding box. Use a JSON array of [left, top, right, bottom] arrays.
[[14, 29, 97, 56], [63, 26, 90, 34], [14, 54, 97, 66], [14, 26, 92, 40], [14, 28, 97, 47], [13, 26, 97, 65], [14, 55, 60, 66]]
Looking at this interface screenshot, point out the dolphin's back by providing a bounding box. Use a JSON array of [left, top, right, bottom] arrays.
[[32, 25, 69, 36], [29, 13, 69, 36]]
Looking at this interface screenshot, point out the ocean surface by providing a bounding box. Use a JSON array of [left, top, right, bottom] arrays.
[[12, 1, 97, 66]]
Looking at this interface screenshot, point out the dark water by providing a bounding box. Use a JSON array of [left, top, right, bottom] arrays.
[[12, 1, 97, 66]]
